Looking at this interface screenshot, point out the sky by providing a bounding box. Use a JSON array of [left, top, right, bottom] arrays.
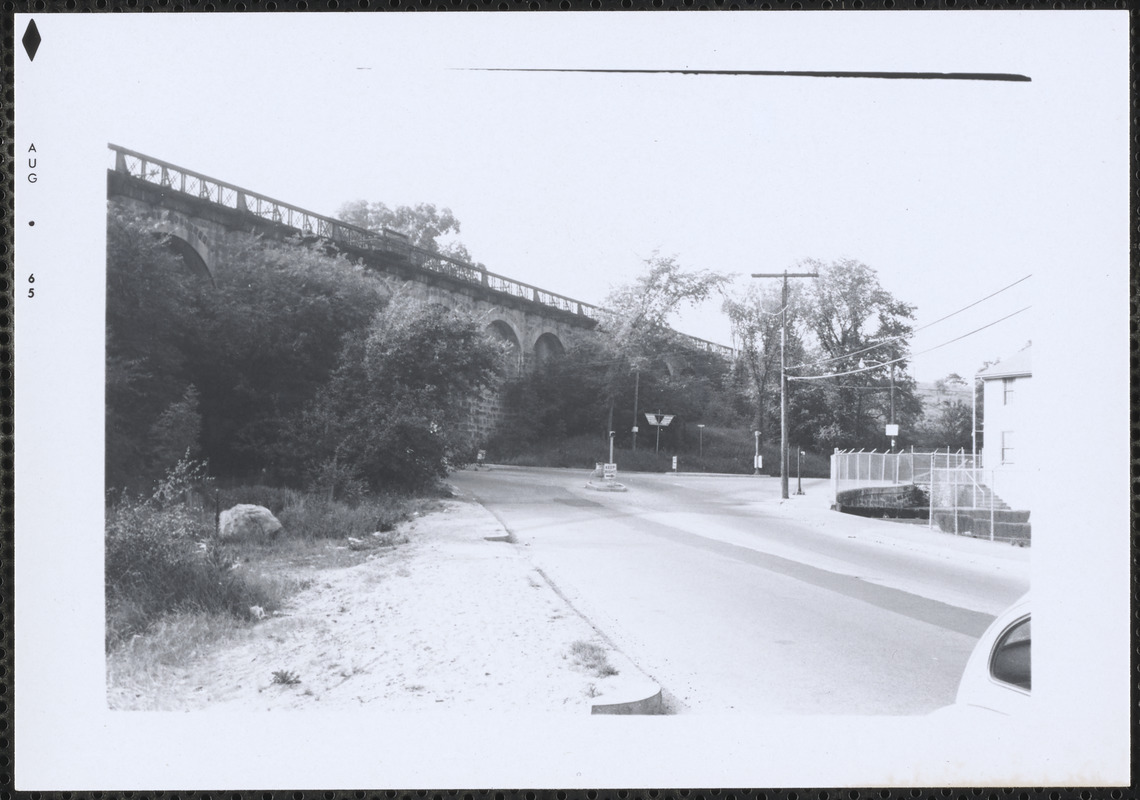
[[37, 11, 1126, 381], [13, 10, 1132, 790]]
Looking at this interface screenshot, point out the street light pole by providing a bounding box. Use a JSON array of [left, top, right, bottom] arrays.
[[697, 424, 705, 459], [752, 270, 819, 499], [753, 430, 760, 474], [796, 449, 805, 495]]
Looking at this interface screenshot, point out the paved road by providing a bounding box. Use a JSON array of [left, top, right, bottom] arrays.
[[449, 466, 1030, 715]]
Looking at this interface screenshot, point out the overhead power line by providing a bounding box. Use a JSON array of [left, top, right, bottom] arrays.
[[788, 305, 1031, 382], [785, 274, 1032, 371]]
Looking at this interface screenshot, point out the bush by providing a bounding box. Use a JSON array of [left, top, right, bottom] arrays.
[[105, 461, 280, 649]]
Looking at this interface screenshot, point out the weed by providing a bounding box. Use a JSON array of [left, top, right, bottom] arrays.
[[276, 493, 435, 541], [105, 466, 283, 649], [271, 669, 301, 686], [569, 640, 619, 678]]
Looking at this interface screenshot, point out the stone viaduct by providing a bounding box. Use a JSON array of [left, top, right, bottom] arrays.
[[107, 144, 733, 443]]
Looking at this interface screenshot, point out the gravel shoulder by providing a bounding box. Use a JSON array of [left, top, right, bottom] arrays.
[[107, 498, 658, 713]]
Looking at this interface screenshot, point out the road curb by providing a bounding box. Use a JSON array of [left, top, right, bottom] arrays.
[[591, 686, 664, 715]]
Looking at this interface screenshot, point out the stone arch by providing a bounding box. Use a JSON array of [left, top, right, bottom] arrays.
[[486, 319, 523, 377], [533, 332, 565, 366], [152, 215, 217, 286]]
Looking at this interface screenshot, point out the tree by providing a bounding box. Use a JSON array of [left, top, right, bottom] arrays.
[[105, 204, 391, 489], [491, 254, 733, 456], [594, 254, 732, 439], [293, 301, 504, 493], [722, 280, 812, 444], [148, 384, 203, 470], [337, 200, 477, 263], [914, 399, 973, 451], [794, 258, 920, 449], [180, 234, 389, 482], [106, 205, 209, 489]]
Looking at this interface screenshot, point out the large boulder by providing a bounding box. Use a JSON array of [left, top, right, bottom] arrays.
[[219, 504, 284, 542]]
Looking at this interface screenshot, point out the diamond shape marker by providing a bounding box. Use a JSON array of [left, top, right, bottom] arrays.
[[23, 20, 41, 62]]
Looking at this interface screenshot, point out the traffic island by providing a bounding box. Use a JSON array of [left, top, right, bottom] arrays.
[[585, 480, 628, 492]]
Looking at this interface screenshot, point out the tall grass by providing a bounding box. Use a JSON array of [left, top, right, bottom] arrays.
[[106, 461, 439, 652], [105, 492, 285, 649]]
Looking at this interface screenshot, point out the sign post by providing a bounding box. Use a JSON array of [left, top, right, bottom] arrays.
[[602, 431, 617, 482], [885, 424, 899, 451], [644, 412, 674, 455]]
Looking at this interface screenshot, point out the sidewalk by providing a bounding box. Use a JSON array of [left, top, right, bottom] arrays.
[[107, 499, 661, 713]]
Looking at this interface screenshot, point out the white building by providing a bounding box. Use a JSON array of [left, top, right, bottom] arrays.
[[976, 345, 1032, 510]]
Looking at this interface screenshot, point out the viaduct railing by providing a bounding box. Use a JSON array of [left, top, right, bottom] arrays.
[[108, 144, 735, 359]]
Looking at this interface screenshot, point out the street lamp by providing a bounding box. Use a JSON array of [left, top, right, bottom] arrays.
[[697, 424, 705, 459], [796, 449, 805, 495]]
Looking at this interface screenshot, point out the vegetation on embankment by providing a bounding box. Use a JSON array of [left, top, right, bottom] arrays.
[[105, 456, 441, 654], [105, 206, 499, 675], [107, 204, 503, 498]]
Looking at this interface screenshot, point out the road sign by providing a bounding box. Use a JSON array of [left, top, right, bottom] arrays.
[[603, 463, 617, 481], [644, 413, 675, 427], [672, 456, 678, 471], [754, 455, 763, 469], [885, 424, 899, 437]]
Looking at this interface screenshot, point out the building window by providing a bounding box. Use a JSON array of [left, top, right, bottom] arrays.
[[1001, 430, 1015, 465], [1003, 377, 1016, 405]]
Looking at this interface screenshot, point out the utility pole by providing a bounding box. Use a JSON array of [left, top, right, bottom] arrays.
[[752, 270, 819, 499], [889, 362, 896, 428], [631, 369, 640, 452]]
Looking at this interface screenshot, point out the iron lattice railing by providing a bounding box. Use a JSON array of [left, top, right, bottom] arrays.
[[109, 144, 736, 359]]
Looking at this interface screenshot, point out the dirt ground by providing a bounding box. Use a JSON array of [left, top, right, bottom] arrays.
[[106, 498, 657, 713]]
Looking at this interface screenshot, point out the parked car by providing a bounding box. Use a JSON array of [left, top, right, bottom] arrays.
[[937, 593, 1030, 716]]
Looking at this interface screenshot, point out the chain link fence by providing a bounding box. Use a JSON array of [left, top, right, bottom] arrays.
[[831, 449, 977, 496], [830, 449, 1030, 543]]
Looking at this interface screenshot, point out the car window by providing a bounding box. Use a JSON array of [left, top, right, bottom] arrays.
[[990, 617, 1031, 691]]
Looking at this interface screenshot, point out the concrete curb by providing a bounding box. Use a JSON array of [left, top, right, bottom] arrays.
[[528, 565, 665, 715], [449, 494, 664, 714], [591, 687, 664, 715]]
